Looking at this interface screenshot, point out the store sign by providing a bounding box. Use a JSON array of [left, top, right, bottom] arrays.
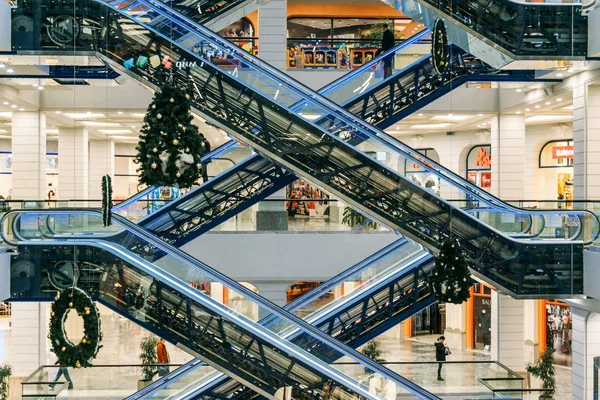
[[476, 147, 491, 167], [480, 172, 491, 188], [552, 146, 574, 159]]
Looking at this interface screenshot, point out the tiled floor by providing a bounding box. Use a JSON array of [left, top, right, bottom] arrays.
[[0, 308, 573, 399]]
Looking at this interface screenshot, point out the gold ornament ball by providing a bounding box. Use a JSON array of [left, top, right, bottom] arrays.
[[61, 347, 67, 352], [196, 163, 202, 170], [85, 309, 90, 315], [47, 334, 51, 339], [437, 51, 440, 54], [152, 104, 156, 109], [186, 94, 190, 100], [82, 338, 87, 344], [75, 361, 81, 368], [156, 113, 162, 119], [176, 172, 181, 178], [172, 139, 179, 145], [151, 162, 157, 169], [185, 147, 190, 153], [170, 98, 175, 103], [153, 147, 158, 153], [69, 302, 73, 308], [51, 312, 55, 317]]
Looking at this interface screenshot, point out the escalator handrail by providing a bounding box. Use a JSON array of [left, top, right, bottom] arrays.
[[128, 359, 203, 399], [1, 208, 441, 400], [136, 0, 600, 243]]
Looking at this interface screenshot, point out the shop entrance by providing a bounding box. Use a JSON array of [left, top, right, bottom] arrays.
[[541, 300, 572, 367], [538, 140, 573, 207], [470, 283, 492, 351]]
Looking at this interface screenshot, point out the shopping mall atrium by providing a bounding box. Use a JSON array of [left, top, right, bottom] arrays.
[[1, 0, 600, 398]]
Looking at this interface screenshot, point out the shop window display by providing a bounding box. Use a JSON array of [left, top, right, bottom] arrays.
[[543, 300, 572, 367], [466, 144, 492, 191], [216, 18, 257, 54], [412, 303, 445, 336], [539, 140, 574, 207], [286, 179, 330, 218], [286, 17, 412, 69], [286, 282, 324, 304]]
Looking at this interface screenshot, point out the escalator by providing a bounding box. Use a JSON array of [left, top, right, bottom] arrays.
[[3, 209, 438, 400], [380, 0, 587, 68], [132, 239, 434, 399], [82, 0, 596, 298], [10, 0, 597, 296]]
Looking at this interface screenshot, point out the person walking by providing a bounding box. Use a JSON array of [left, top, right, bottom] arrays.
[[49, 359, 73, 390], [380, 23, 395, 78], [157, 338, 170, 377], [435, 336, 447, 381]]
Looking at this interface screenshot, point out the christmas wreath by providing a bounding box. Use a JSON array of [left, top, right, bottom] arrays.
[[428, 237, 471, 304], [432, 19, 449, 75], [49, 288, 103, 368]]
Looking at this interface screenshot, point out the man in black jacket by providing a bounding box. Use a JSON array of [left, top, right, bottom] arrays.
[[435, 336, 447, 381], [381, 23, 395, 78]]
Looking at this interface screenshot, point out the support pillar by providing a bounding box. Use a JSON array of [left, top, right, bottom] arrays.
[[258, 0, 287, 70], [490, 114, 526, 200], [491, 292, 525, 372], [573, 80, 600, 200], [11, 112, 46, 199], [9, 303, 50, 377], [58, 127, 89, 201], [444, 302, 467, 350], [88, 140, 115, 199]]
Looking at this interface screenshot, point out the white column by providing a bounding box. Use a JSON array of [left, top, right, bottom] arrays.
[[569, 301, 600, 400], [9, 303, 50, 377], [522, 300, 539, 366], [11, 112, 46, 199], [444, 303, 467, 350], [258, 0, 287, 70], [573, 81, 600, 200], [58, 127, 89, 201], [490, 114, 526, 199], [89, 140, 115, 199], [491, 292, 525, 372]]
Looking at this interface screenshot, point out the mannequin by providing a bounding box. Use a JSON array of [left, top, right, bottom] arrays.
[[478, 309, 491, 348]]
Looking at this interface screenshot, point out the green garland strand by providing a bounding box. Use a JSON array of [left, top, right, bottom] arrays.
[[49, 288, 103, 368], [102, 175, 112, 227], [432, 19, 449, 75], [428, 237, 471, 304]]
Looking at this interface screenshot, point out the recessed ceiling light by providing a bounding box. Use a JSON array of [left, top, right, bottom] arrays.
[[556, 73, 563, 77], [477, 114, 483, 117], [545, 101, 551, 105], [516, 88, 522, 92], [410, 123, 452, 129], [98, 129, 133, 134], [534, 105, 540, 109], [86, 111, 92, 115], [432, 115, 471, 122], [0, 64, 5, 69], [556, 98, 562, 102], [37, 86, 44, 90], [11, 105, 16, 109], [19, 108, 24, 111], [55, 111, 61, 114], [417, 113, 423, 116], [516, 111, 521, 114], [118, 111, 123, 115], [525, 108, 530, 112], [448, 113, 453, 116], [2, 102, 7, 105], [6, 69, 13, 73], [80, 121, 121, 127]]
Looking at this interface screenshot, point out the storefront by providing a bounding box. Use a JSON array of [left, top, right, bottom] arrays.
[[539, 299, 572, 367], [466, 144, 492, 192], [286, 179, 330, 218], [466, 283, 492, 351], [538, 139, 573, 205]]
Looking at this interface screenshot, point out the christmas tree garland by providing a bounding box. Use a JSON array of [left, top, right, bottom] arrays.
[[101, 175, 112, 227], [49, 288, 103, 368], [432, 19, 449, 75], [428, 237, 471, 304]]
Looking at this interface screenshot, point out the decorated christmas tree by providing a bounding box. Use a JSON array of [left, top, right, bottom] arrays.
[[428, 237, 471, 304], [135, 84, 206, 188]]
